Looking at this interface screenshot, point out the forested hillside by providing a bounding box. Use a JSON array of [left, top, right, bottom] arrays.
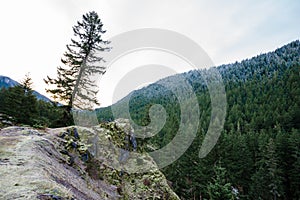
[[96, 40, 300, 199]]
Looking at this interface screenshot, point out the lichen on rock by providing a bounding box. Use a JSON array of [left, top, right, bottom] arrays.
[[0, 119, 180, 200], [74, 118, 180, 199]]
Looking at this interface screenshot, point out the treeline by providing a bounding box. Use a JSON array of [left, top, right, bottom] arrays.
[[0, 75, 63, 128], [96, 41, 300, 199]]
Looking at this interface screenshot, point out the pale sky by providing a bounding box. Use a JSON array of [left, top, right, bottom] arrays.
[[0, 0, 299, 107]]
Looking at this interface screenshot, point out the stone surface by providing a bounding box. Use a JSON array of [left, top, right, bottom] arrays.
[[0, 119, 180, 200]]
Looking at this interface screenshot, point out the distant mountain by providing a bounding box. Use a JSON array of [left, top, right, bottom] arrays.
[[0, 75, 19, 88], [0, 75, 51, 102]]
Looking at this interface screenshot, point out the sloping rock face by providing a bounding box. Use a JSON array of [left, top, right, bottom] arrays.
[[0, 120, 179, 200]]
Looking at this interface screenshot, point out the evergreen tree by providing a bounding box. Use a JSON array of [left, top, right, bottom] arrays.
[[19, 74, 38, 125], [35, 100, 64, 128], [0, 88, 5, 112], [250, 138, 283, 200], [1, 74, 38, 126], [44, 11, 110, 126], [275, 129, 293, 199], [206, 161, 236, 200], [288, 129, 300, 199]]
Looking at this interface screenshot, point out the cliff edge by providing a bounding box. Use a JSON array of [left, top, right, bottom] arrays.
[[0, 119, 179, 200]]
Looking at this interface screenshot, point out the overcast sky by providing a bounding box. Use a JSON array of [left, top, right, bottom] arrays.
[[0, 0, 299, 107]]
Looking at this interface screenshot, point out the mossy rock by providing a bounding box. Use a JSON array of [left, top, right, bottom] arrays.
[[53, 119, 180, 200]]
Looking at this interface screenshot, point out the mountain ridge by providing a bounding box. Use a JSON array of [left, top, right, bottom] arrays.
[[96, 40, 300, 121], [105, 40, 299, 106]]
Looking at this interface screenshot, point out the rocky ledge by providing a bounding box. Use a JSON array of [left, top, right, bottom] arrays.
[[0, 119, 179, 200]]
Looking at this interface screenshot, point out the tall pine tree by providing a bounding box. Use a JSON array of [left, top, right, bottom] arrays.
[[1, 74, 38, 126], [44, 11, 110, 126]]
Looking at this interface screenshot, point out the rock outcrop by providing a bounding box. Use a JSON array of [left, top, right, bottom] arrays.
[[0, 119, 179, 200]]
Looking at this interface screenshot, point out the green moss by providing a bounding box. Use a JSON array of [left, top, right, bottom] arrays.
[[55, 120, 180, 199]]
